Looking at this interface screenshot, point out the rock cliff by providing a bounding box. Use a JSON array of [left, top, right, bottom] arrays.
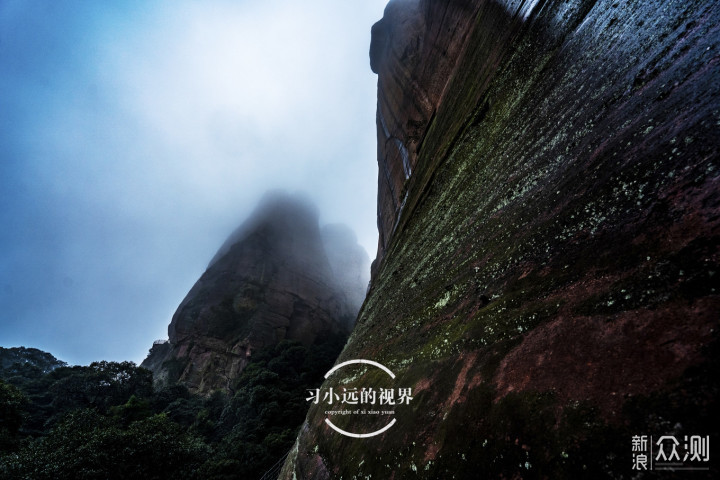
[[143, 192, 369, 394], [282, 0, 719, 478]]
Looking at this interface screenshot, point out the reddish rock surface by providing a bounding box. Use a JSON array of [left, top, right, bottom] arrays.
[[282, 0, 720, 478], [370, 0, 486, 273], [142, 192, 367, 394]]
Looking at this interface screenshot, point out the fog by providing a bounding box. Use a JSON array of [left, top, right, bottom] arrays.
[[0, 0, 388, 365]]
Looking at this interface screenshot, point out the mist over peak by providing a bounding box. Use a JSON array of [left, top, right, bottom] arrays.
[[144, 189, 370, 393], [0, 0, 385, 366], [207, 191, 369, 274]]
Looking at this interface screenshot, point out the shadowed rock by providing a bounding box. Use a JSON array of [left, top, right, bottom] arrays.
[[143, 192, 368, 394], [282, 0, 720, 478]]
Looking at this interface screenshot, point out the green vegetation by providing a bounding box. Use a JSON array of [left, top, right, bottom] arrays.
[[0, 380, 26, 453], [0, 335, 345, 479]]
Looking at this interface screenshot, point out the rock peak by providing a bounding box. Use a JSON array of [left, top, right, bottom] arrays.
[[143, 191, 368, 394]]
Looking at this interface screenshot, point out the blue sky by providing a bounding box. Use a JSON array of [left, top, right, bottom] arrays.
[[0, 0, 387, 365]]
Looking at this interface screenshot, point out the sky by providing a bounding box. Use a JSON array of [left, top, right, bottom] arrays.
[[0, 0, 388, 366]]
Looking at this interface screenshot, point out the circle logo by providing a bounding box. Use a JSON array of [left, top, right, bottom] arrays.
[[322, 359, 397, 438]]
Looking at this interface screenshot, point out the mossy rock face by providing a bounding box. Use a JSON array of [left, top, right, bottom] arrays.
[[282, 0, 720, 478]]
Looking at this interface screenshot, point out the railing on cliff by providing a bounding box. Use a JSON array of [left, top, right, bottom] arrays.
[[258, 449, 290, 480]]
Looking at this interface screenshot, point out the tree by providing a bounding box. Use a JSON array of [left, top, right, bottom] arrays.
[[0, 410, 208, 480], [0, 379, 26, 453]]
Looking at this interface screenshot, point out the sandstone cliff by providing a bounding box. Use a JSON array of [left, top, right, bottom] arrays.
[[282, 0, 719, 477], [143, 192, 368, 394]]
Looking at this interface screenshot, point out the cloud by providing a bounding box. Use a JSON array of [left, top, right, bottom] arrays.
[[0, 0, 388, 365]]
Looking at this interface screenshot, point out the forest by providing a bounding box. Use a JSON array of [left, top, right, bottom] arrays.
[[0, 337, 344, 480]]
